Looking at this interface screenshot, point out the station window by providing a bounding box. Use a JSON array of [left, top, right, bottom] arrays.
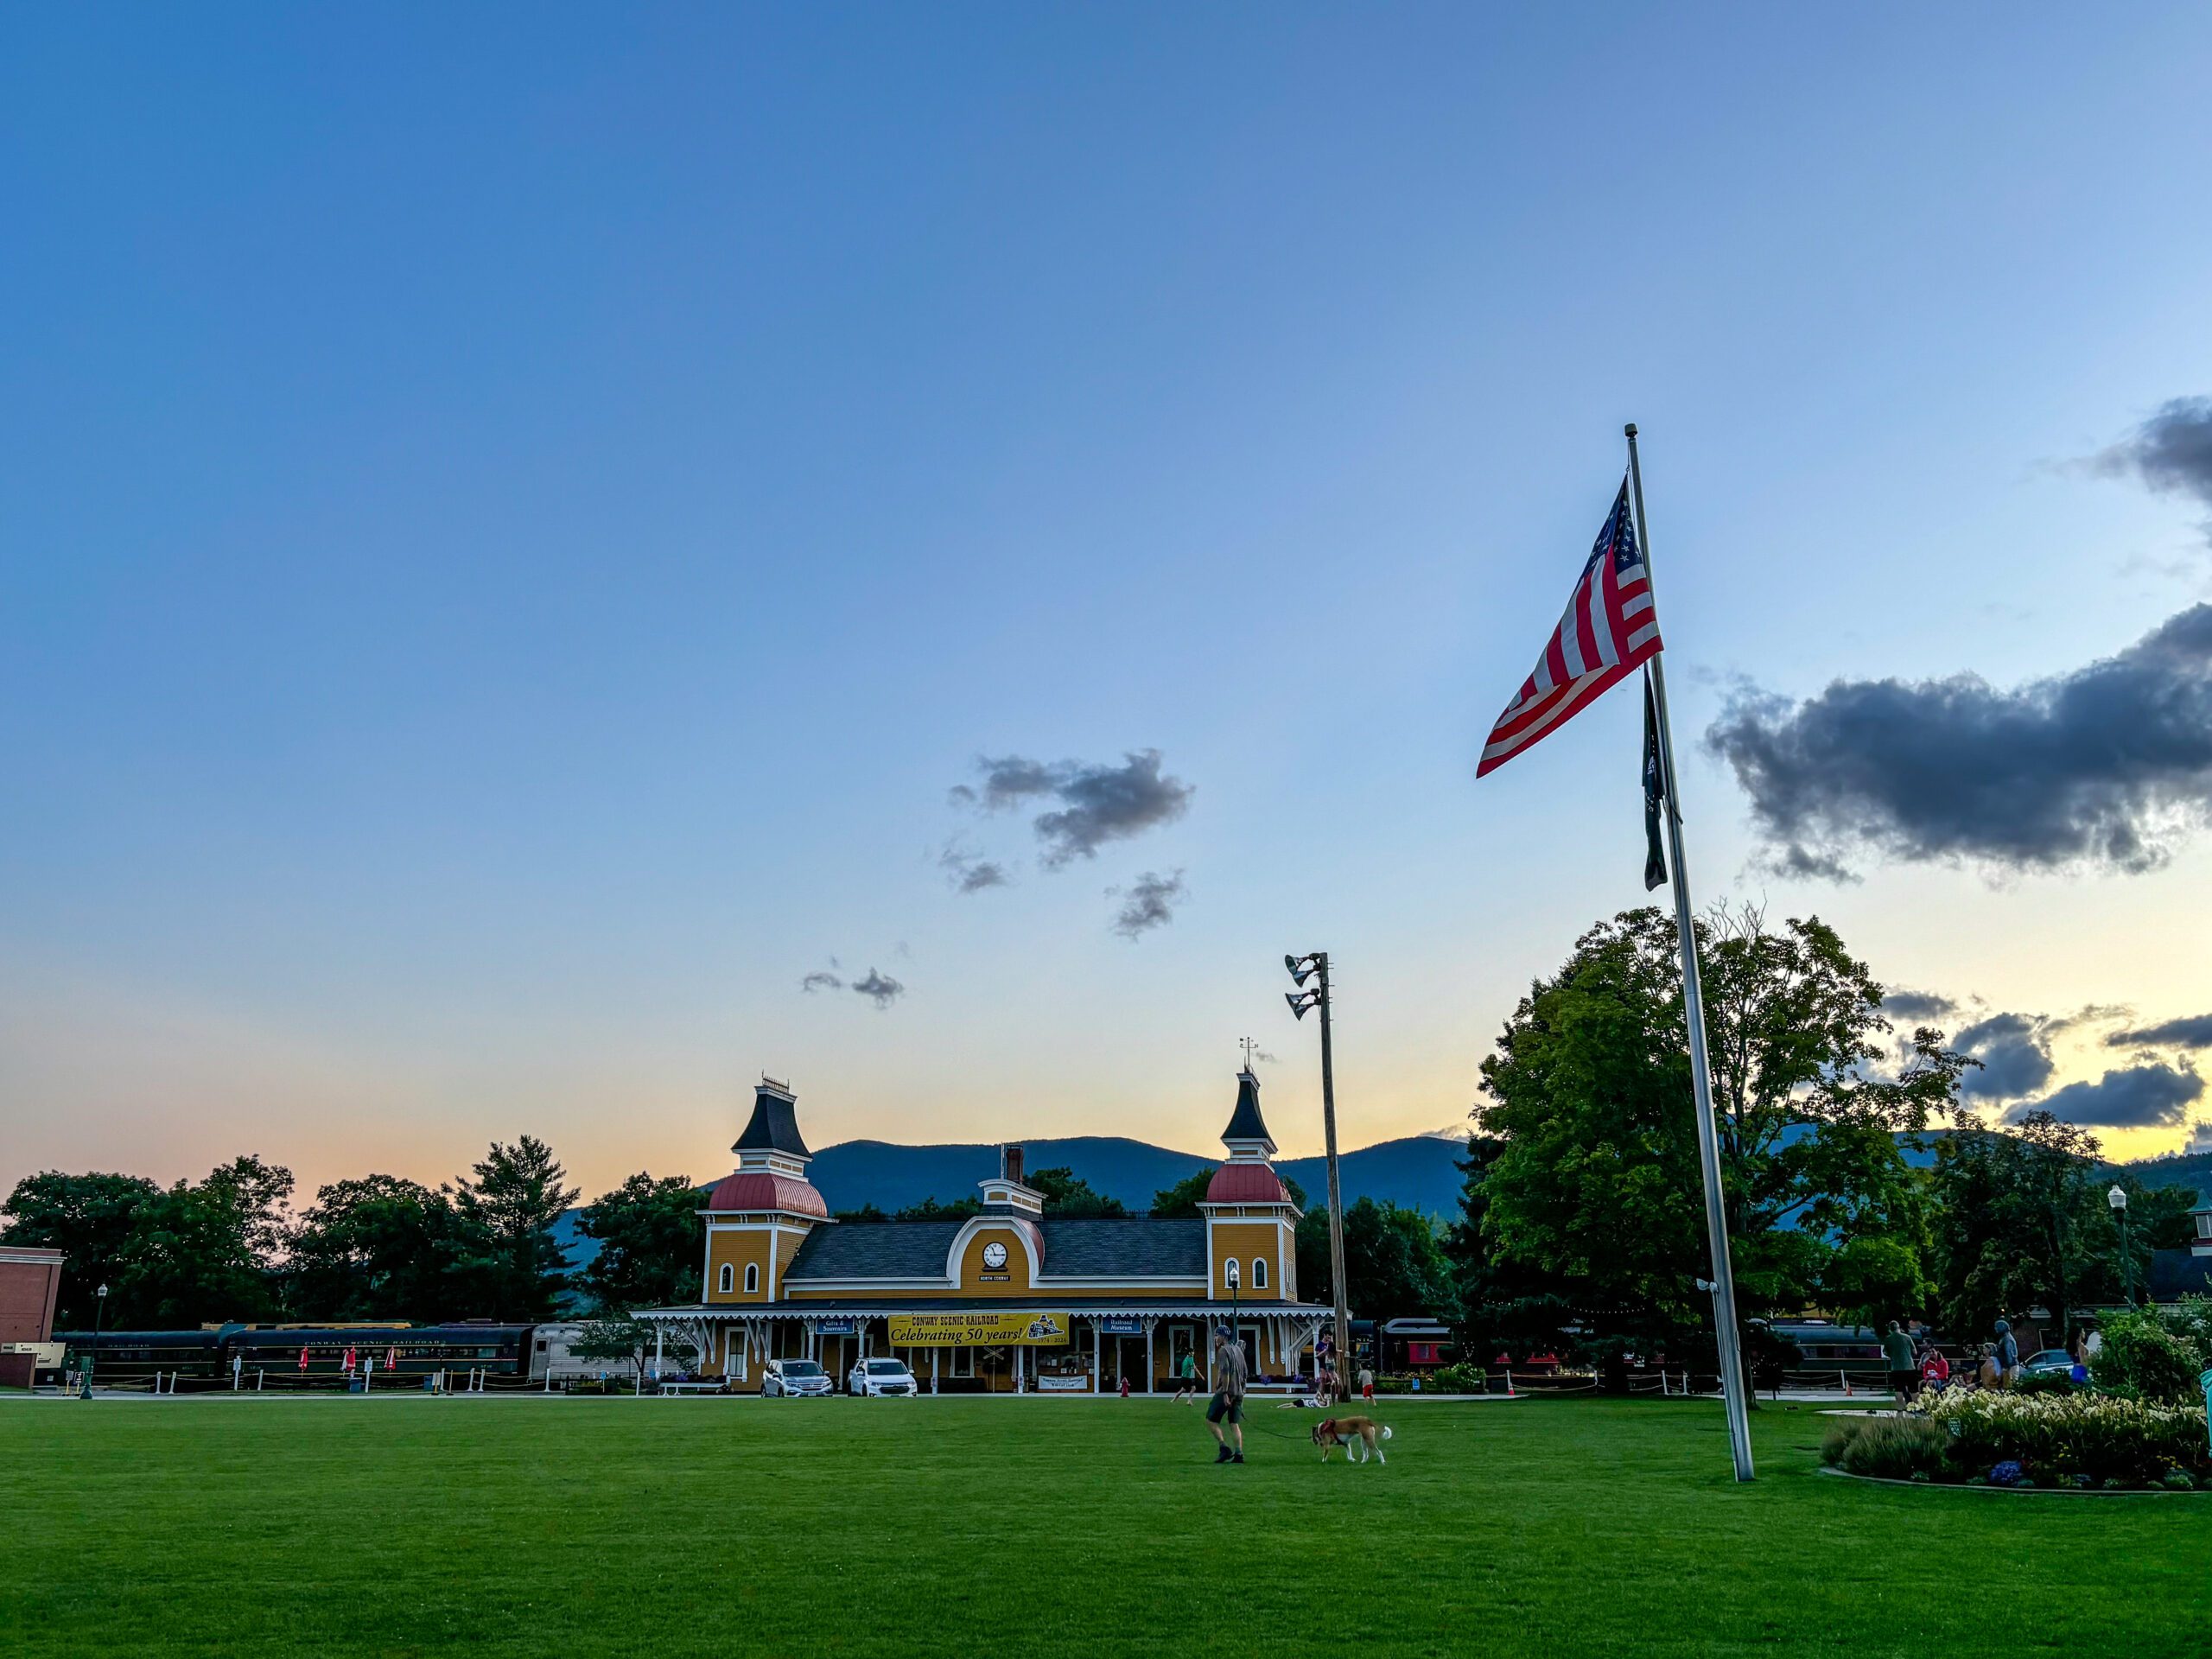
[[718, 1263, 734, 1294], [745, 1262, 760, 1294], [952, 1346, 975, 1378], [1251, 1257, 1268, 1290]]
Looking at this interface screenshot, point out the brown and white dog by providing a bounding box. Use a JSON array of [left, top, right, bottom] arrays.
[[1311, 1415, 1393, 1464]]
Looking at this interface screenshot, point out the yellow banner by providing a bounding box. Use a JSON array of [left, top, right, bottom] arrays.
[[887, 1310, 1071, 1347]]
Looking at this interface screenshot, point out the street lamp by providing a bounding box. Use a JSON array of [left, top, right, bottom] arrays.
[[1224, 1257, 1241, 1373], [1285, 950, 1351, 1398], [81, 1283, 109, 1400], [2108, 1185, 2136, 1308]]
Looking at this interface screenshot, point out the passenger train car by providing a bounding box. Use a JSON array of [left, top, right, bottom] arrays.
[[57, 1323, 538, 1386]]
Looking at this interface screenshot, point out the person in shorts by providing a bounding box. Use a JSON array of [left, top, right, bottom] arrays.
[[1172, 1349, 1198, 1403], [1881, 1321, 1917, 1405], [1358, 1364, 1374, 1403], [1206, 1327, 1248, 1464]]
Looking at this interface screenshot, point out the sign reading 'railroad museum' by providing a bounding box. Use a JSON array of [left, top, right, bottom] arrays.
[[886, 1311, 1071, 1347]]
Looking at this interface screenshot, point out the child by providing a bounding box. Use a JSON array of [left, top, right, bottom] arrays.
[[1358, 1365, 1375, 1403]]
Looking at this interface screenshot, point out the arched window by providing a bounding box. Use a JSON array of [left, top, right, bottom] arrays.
[[745, 1262, 760, 1294], [717, 1263, 734, 1294], [1251, 1256, 1268, 1290]]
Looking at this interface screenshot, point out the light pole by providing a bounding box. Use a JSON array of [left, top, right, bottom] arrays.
[[1225, 1256, 1241, 1358], [2108, 1185, 2136, 1308], [1285, 952, 1351, 1391], [81, 1282, 109, 1400]]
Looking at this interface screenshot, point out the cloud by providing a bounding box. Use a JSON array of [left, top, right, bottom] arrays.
[[938, 843, 1011, 893], [850, 969, 905, 1009], [2107, 1014, 2212, 1050], [1704, 604, 2212, 877], [1882, 988, 1958, 1022], [953, 750, 1192, 868], [2009, 1063, 2204, 1129], [799, 970, 844, 994], [1110, 870, 1185, 939], [1954, 1012, 2057, 1103], [2093, 397, 2212, 532]]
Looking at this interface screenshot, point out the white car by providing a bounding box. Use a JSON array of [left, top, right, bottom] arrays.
[[848, 1357, 918, 1397], [761, 1358, 832, 1398]]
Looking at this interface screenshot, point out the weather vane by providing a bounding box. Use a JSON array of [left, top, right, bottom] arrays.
[[1239, 1036, 1260, 1071]]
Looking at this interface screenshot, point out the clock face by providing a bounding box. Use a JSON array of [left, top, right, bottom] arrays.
[[982, 1242, 1008, 1270]]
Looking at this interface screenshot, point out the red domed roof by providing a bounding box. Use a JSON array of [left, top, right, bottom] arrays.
[[707, 1171, 828, 1218], [1206, 1162, 1289, 1205]]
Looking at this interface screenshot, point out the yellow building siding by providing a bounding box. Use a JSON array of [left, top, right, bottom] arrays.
[[1208, 1219, 1292, 1299]]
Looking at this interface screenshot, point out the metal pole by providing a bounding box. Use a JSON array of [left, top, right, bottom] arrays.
[[1626, 422, 1756, 1484], [1314, 954, 1353, 1396], [2120, 1207, 2137, 1307]]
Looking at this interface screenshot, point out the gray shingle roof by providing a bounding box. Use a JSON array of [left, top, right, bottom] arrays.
[[781, 1216, 1208, 1282]]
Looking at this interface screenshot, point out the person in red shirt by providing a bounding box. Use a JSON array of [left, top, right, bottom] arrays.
[[1917, 1343, 1951, 1394]]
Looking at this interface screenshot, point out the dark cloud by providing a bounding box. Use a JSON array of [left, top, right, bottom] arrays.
[[1881, 988, 1958, 1022], [799, 970, 844, 994], [2107, 1014, 2212, 1050], [953, 749, 1192, 868], [2010, 1063, 2204, 1129], [1704, 604, 2212, 877], [1954, 1012, 2057, 1102], [2094, 397, 2212, 529], [1111, 870, 1185, 939], [851, 969, 905, 1009], [938, 843, 1011, 893]]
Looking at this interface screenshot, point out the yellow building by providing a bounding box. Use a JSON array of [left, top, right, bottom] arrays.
[[640, 1072, 1331, 1393]]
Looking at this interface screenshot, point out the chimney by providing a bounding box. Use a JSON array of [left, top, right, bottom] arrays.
[[1003, 1143, 1025, 1186]]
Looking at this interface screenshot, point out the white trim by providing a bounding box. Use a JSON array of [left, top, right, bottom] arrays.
[[944, 1216, 1043, 1285], [718, 1262, 735, 1295], [743, 1262, 760, 1294]]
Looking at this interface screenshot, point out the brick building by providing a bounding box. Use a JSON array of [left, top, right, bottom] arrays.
[[0, 1246, 65, 1389]]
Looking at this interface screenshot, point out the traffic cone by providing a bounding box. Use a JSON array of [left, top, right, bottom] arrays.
[[1505, 1372, 1516, 1397]]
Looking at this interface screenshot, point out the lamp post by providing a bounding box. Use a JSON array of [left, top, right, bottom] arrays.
[[1224, 1257, 1241, 1373], [1285, 951, 1351, 1398], [2108, 1185, 2136, 1308], [80, 1282, 109, 1400]]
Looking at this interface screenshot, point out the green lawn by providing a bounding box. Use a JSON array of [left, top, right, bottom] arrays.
[[3, 1395, 2206, 1656]]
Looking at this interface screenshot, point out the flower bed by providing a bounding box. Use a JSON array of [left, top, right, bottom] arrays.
[[1823, 1389, 2209, 1491]]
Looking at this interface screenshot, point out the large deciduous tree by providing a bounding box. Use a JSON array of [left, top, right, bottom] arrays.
[[1027, 1166, 1129, 1218], [287, 1174, 465, 1321], [576, 1172, 702, 1312], [1473, 906, 1971, 1347], [0, 1171, 162, 1327]]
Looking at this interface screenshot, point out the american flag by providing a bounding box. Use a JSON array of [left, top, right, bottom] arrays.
[[1477, 480, 1662, 778]]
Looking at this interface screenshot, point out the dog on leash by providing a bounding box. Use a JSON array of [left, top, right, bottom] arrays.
[[1311, 1415, 1393, 1464]]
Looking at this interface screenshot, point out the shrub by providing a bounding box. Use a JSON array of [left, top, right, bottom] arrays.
[[1428, 1363, 1489, 1395], [1371, 1375, 1412, 1395], [2090, 1309, 2208, 1404], [1924, 1387, 2210, 1485], [2013, 1372, 2078, 1397], [1821, 1415, 1947, 1481]]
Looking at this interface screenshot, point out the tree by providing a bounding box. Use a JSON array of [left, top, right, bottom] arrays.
[[451, 1137, 578, 1320], [1446, 1136, 1573, 1363], [893, 1195, 982, 1222], [1297, 1198, 1459, 1325], [110, 1155, 296, 1326], [1148, 1168, 1215, 1218], [0, 1171, 161, 1327], [1926, 1111, 2171, 1344], [577, 1173, 702, 1312], [569, 1314, 660, 1395], [1027, 1167, 1128, 1218], [1475, 906, 1970, 1350], [287, 1175, 462, 1321]]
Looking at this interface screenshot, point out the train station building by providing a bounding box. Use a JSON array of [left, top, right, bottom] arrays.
[[639, 1072, 1331, 1392]]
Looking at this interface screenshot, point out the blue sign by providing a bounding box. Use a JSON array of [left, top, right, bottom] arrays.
[[815, 1319, 858, 1336], [1097, 1318, 1144, 1336]]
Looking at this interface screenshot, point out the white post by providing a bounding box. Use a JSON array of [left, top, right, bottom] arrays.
[[1145, 1324, 1155, 1395], [1091, 1322, 1102, 1395], [1627, 422, 1756, 1485], [257, 1368, 264, 1392]]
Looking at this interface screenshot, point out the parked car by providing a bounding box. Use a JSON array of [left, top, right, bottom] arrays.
[[848, 1357, 918, 1397], [2019, 1349, 2077, 1380], [761, 1358, 833, 1398]]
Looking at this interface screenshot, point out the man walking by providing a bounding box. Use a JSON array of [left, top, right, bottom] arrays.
[[1206, 1326, 1248, 1465], [1881, 1321, 1916, 1407]]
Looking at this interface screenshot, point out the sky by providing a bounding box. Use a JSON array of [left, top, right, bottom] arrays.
[[5, 5, 2212, 1206]]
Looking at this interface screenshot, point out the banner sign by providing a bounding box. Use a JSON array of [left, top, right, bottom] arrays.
[[887, 1310, 1070, 1348], [1096, 1318, 1145, 1336], [1036, 1374, 1089, 1391]]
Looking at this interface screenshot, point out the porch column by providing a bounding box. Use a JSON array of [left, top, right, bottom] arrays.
[[1091, 1320, 1102, 1395], [653, 1325, 664, 1382], [1145, 1322, 1155, 1395]]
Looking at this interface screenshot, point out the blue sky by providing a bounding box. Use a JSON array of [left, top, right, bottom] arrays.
[[5, 6, 2212, 1200]]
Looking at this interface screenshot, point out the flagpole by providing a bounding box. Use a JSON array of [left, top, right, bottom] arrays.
[[1625, 422, 1756, 1484]]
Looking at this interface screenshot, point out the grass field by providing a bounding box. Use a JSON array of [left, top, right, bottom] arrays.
[[3, 1395, 2208, 1656]]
